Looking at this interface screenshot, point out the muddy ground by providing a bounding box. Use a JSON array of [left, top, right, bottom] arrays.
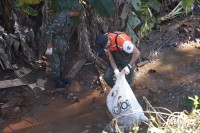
[[0, 11, 200, 133]]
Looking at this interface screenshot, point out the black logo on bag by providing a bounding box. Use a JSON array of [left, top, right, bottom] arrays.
[[112, 96, 131, 115]]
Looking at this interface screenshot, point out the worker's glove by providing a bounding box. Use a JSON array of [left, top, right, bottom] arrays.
[[114, 69, 120, 78], [123, 64, 132, 75], [45, 44, 53, 55]]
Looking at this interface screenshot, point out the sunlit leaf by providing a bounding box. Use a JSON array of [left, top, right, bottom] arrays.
[[181, 0, 194, 14], [20, 5, 38, 16], [139, 2, 156, 37], [21, 0, 42, 5], [183, 95, 200, 109]]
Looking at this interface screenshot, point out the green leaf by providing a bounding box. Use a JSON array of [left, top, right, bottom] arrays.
[[49, 0, 78, 13], [20, 5, 38, 16], [183, 95, 200, 109], [49, 0, 62, 12], [147, 0, 160, 13], [139, 2, 156, 37], [130, 0, 141, 11], [58, 0, 74, 11], [14, 0, 24, 7], [72, 16, 81, 27], [181, 0, 194, 14], [125, 24, 138, 43], [21, 0, 42, 5], [87, 0, 115, 17], [183, 97, 195, 108], [128, 13, 141, 29]]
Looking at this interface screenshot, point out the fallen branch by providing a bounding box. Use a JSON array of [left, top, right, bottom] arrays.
[[157, 30, 179, 51], [136, 60, 150, 67], [65, 58, 86, 79], [0, 79, 27, 89], [0, 59, 5, 70]]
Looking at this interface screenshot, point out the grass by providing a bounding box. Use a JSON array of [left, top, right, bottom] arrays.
[[102, 96, 200, 133]]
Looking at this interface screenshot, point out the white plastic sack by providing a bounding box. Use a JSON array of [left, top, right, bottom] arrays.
[[106, 72, 148, 127]]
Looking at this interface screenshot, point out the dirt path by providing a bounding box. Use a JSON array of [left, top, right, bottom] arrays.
[[134, 43, 200, 112]]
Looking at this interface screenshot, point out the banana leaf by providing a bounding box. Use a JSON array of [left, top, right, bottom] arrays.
[[14, 0, 42, 6], [125, 24, 138, 43], [21, 0, 42, 5], [128, 13, 141, 29], [20, 5, 38, 16], [130, 0, 141, 11], [58, 0, 74, 11], [13, 0, 24, 7], [50, 0, 77, 12], [147, 0, 160, 13], [13, 0, 39, 16], [87, 0, 115, 17]]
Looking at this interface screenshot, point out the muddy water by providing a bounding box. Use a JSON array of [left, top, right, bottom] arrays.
[[2, 90, 109, 133]]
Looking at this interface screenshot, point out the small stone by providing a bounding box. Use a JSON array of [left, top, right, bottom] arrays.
[[68, 80, 81, 93], [81, 129, 89, 133]]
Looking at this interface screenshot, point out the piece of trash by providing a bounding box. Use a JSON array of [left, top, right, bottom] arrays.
[[14, 67, 32, 77], [81, 129, 89, 133], [28, 83, 45, 91], [73, 97, 80, 103], [36, 79, 47, 88], [148, 69, 157, 74], [67, 93, 75, 99], [12, 64, 19, 69]]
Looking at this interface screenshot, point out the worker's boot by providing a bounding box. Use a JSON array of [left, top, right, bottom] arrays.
[[60, 72, 70, 86], [54, 77, 66, 88]]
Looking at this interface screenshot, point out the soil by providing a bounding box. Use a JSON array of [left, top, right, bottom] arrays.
[[0, 11, 200, 133]]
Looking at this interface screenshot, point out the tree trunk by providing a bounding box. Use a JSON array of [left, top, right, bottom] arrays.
[[0, 0, 13, 32], [78, 9, 106, 70]]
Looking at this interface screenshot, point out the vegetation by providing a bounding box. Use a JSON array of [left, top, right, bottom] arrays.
[[13, 0, 42, 16], [0, 0, 195, 68], [102, 96, 200, 133]]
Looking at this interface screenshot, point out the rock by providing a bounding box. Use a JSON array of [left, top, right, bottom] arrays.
[[14, 67, 32, 78], [1, 97, 22, 109], [68, 80, 81, 93], [148, 87, 158, 93], [36, 79, 47, 88], [81, 129, 89, 133], [84, 125, 91, 129], [13, 106, 20, 113]]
